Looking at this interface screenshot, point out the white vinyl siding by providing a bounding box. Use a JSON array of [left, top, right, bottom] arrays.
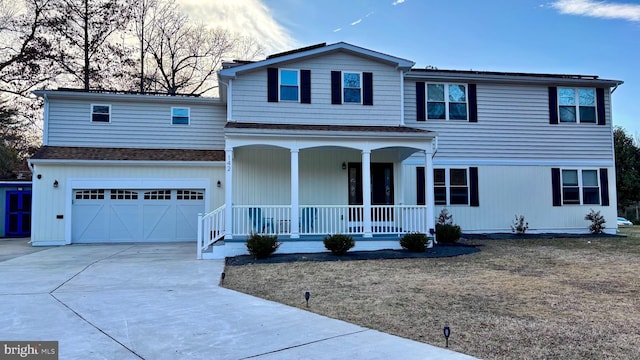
[[403, 163, 617, 234], [46, 98, 225, 149], [231, 52, 403, 126], [404, 81, 614, 163]]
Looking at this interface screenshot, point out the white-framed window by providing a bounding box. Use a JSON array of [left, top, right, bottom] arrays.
[[562, 169, 600, 205], [279, 69, 299, 101], [427, 83, 468, 120], [343, 71, 362, 104], [171, 107, 190, 125], [91, 104, 111, 123], [558, 87, 596, 123], [433, 168, 469, 205]]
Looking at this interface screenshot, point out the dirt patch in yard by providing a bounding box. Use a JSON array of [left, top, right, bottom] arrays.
[[223, 233, 640, 359]]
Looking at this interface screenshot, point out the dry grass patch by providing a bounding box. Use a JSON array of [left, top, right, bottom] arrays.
[[223, 231, 640, 359]]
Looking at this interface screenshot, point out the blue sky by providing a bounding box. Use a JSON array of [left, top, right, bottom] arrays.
[[255, 0, 639, 136]]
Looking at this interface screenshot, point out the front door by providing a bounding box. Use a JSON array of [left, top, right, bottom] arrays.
[[5, 190, 31, 237], [348, 163, 394, 222]]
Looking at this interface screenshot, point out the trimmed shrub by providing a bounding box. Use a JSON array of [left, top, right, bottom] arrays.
[[400, 233, 427, 252], [436, 223, 461, 244], [246, 233, 280, 259], [585, 209, 606, 234], [511, 214, 529, 235], [323, 234, 355, 255]]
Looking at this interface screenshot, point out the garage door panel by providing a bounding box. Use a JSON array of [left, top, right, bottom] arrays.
[[72, 204, 110, 242], [176, 204, 202, 241], [143, 204, 175, 241], [109, 204, 141, 241]]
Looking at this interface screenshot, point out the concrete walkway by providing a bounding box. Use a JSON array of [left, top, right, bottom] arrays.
[[0, 241, 475, 359]]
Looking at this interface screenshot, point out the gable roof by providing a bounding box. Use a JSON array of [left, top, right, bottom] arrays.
[[219, 42, 415, 79]]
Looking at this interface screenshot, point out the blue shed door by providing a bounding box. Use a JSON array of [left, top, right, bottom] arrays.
[[5, 190, 32, 237]]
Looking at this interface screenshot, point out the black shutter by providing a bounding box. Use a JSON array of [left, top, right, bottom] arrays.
[[548, 87, 558, 124], [468, 84, 478, 122], [600, 168, 610, 206], [416, 82, 426, 121], [363, 72, 373, 105], [417, 166, 425, 205], [267, 68, 278, 102], [596, 88, 606, 126], [470, 167, 479, 207], [331, 71, 341, 104], [301, 70, 311, 104], [552, 168, 562, 206]]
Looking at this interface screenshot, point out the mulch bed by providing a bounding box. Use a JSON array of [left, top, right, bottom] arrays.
[[225, 243, 480, 266]]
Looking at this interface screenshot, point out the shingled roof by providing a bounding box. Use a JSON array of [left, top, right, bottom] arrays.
[[225, 122, 431, 134], [30, 146, 224, 162]]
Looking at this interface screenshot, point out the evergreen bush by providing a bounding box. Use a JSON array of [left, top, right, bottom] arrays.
[[246, 233, 280, 259], [400, 233, 428, 252], [585, 209, 606, 234], [323, 234, 355, 255]]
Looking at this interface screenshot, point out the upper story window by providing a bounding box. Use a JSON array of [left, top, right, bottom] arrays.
[[416, 82, 477, 122], [558, 88, 596, 123], [549, 87, 605, 125], [268, 68, 311, 103], [279, 69, 299, 101], [171, 107, 190, 125], [343, 72, 362, 103], [427, 83, 467, 120], [331, 71, 373, 105], [91, 104, 111, 123]]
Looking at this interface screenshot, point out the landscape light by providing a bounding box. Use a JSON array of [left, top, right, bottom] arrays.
[[304, 291, 310, 307], [443, 323, 450, 348]]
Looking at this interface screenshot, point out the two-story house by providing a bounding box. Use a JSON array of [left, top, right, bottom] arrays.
[[28, 42, 622, 259]]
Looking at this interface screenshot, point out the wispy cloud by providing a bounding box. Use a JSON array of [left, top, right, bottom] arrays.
[[177, 0, 297, 54], [351, 19, 362, 25], [551, 0, 640, 21], [333, 28, 342, 32], [392, 0, 406, 5]]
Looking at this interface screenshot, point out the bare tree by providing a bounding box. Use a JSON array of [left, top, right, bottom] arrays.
[[130, 0, 158, 93], [0, 0, 56, 96], [143, 0, 234, 95], [49, 0, 134, 90]]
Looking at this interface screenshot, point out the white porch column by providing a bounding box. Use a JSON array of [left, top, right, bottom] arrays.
[[424, 149, 436, 243], [290, 149, 300, 238], [362, 150, 373, 237], [224, 148, 233, 239]]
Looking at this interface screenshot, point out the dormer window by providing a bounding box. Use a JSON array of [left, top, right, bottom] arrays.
[[91, 104, 111, 122], [279, 69, 299, 101]]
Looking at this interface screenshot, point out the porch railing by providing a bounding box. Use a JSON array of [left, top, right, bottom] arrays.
[[197, 205, 225, 259], [229, 205, 428, 236]]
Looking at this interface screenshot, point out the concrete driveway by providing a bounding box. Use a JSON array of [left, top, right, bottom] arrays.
[[0, 241, 475, 359]]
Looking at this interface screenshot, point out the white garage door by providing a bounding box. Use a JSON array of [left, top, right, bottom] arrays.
[[72, 189, 205, 243]]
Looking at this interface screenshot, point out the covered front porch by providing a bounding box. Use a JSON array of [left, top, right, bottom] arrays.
[[198, 123, 437, 259]]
